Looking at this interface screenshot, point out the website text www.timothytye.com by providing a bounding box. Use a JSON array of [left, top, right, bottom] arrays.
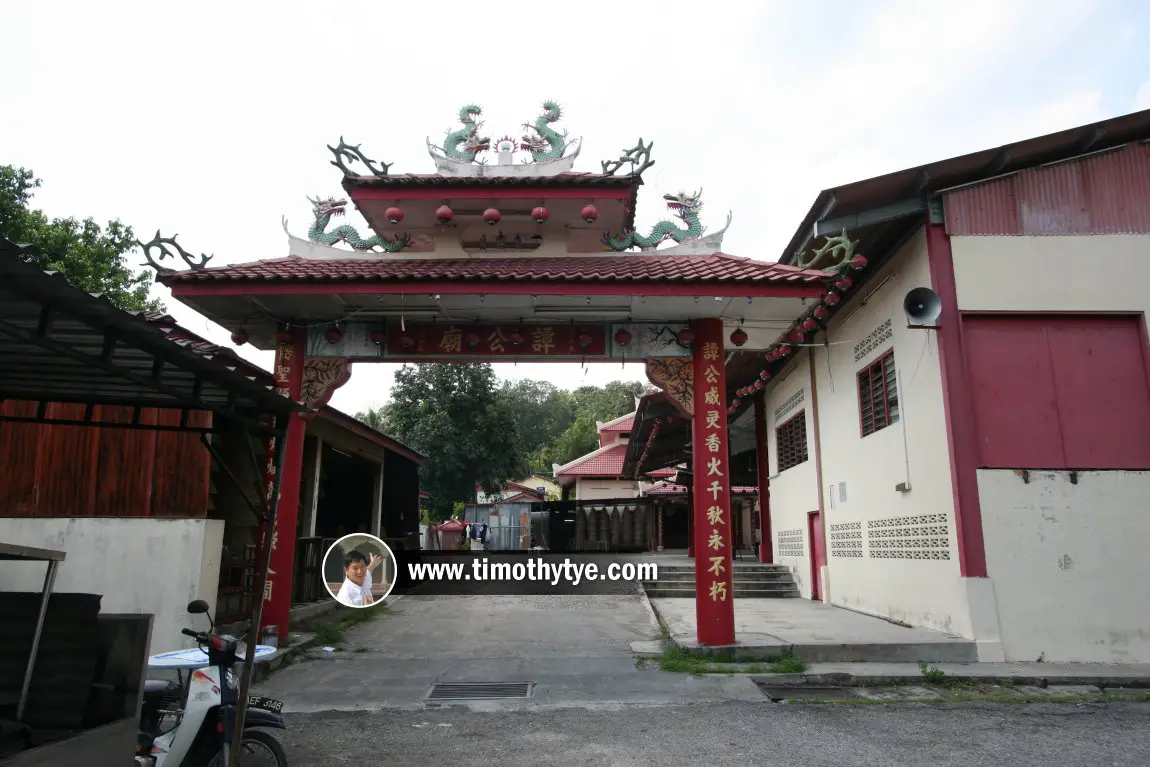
[[407, 558, 658, 587]]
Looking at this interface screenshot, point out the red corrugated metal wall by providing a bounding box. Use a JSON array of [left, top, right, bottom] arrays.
[[944, 142, 1150, 235], [0, 401, 212, 518]]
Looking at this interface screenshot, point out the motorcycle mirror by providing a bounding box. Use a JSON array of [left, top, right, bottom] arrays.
[[187, 599, 210, 614]]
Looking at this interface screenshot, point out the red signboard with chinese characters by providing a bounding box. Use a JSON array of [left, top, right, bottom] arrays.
[[690, 318, 736, 646], [386, 324, 606, 357]]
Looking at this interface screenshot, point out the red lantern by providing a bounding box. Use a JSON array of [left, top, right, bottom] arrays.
[[483, 208, 501, 225], [677, 329, 695, 345], [531, 206, 550, 224], [754, 379, 765, 390], [824, 291, 841, 306], [851, 255, 868, 270], [369, 330, 387, 345], [580, 204, 598, 223], [614, 328, 632, 346], [778, 344, 793, 356], [835, 276, 853, 292], [465, 332, 481, 348], [577, 330, 594, 347], [324, 326, 342, 344], [731, 398, 742, 410], [802, 318, 818, 333], [785, 329, 803, 344], [813, 305, 830, 320], [397, 334, 414, 349], [727, 406, 737, 416], [436, 205, 454, 224], [385, 206, 403, 224], [730, 327, 748, 347], [230, 329, 248, 345], [759, 370, 771, 381], [508, 330, 525, 345]]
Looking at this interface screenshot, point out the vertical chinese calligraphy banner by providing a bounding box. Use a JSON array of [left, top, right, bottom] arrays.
[[690, 318, 736, 646], [259, 327, 308, 642]]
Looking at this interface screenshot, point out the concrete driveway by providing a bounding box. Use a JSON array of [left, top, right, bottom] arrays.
[[252, 591, 763, 713]]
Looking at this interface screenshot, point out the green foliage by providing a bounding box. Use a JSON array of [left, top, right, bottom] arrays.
[[0, 165, 162, 313], [356, 368, 651, 518], [360, 364, 528, 521]]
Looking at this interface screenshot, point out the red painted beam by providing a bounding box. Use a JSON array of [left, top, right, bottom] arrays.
[[753, 390, 773, 563], [259, 327, 309, 641], [347, 187, 634, 201], [168, 281, 827, 299], [925, 219, 988, 578], [690, 317, 736, 646]]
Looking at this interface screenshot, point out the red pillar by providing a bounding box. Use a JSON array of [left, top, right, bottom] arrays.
[[259, 325, 308, 643], [690, 318, 736, 646], [753, 391, 774, 563]]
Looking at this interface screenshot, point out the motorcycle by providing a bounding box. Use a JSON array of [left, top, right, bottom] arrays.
[[134, 599, 288, 766]]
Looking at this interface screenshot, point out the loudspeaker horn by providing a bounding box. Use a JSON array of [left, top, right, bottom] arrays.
[[903, 287, 942, 328]]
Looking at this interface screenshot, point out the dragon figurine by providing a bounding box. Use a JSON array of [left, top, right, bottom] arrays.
[[796, 230, 861, 273], [601, 190, 708, 251], [306, 196, 413, 253], [520, 100, 568, 163], [441, 105, 491, 163]]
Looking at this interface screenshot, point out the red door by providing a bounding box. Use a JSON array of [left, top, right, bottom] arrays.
[[808, 510, 826, 601]]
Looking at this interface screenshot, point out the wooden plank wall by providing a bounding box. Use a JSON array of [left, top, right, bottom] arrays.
[[0, 401, 212, 519]]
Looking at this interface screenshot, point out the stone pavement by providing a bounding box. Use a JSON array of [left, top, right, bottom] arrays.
[[250, 593, 764, 712], [650, 597, 978, 662]]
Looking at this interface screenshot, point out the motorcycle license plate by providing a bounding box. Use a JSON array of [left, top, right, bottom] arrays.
[[248, 695, 283, 713]]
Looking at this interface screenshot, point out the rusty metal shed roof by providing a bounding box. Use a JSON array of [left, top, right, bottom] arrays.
[[0, 239, 304, 436]]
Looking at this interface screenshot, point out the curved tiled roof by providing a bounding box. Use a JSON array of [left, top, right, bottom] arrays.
[[157, 254, 833, 287], [555, 443, 677, 478]]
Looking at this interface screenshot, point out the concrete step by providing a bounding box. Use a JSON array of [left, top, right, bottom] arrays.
[[653, 564, 793, 574], [646, 573, 796, 585], [644, 585, 800, 599]]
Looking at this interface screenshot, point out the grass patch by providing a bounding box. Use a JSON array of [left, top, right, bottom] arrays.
[[655, 644, 806, 675], [299, 603, 387, 649], [769, 648, 808, 674]]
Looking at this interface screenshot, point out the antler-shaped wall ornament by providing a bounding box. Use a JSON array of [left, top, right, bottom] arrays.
[[327, 136, 393, 178], [602, 138, 655, 181], [136, 231, 214, 273]]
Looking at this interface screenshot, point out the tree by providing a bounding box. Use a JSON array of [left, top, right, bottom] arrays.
[[0, 165, 161, 313], [360, 363, 527, 521]]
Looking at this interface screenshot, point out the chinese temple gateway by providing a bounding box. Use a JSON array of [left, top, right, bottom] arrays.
[[150, 101, 866, 647]]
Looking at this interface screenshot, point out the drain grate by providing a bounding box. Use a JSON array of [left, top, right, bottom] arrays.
[[755, 684, 859, 702], [426, 682, 533, 701]]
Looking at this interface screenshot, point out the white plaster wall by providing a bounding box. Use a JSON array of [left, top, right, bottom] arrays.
[[951, 234, 1150, 313], [0, 518, 225, 656], [951, 232, 1150, 661], [761, 350, 819, 598], [576, 479, 641, 500], [978, 469, 1150, 662], [807, 229, 972, 635]]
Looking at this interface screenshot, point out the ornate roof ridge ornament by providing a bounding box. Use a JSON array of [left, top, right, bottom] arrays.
[[426, 101, 581, 177], [600, 189, 733, 255], [601, 138, 655, 182], [519, 100, 582, 167], [796, 230, 865, 274], [298, 196, 413, 254], [136, 230, 213, 273], [327, 136, 393, 178]]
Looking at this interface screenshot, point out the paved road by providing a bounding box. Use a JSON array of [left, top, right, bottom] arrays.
[[275, 700, 1150, 766], [254, 593, 759, 712]]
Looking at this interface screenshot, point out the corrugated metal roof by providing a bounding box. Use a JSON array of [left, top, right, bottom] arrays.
[[157, 254, 832, 287], [0, 239, 302, 429], [944, 142, 1150, 235], [779, 108, 1150, 262]]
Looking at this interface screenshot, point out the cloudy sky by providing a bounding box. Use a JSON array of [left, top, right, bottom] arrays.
[[4, 0, 1148, 416]]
